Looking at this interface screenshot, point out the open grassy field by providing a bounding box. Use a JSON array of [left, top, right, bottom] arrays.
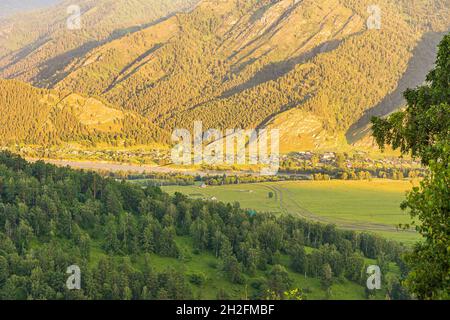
[[162, 180, 420, 244]]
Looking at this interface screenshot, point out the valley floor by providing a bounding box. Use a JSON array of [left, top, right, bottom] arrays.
[[162, 180, 420, 245], [27, 158, 420, 244]]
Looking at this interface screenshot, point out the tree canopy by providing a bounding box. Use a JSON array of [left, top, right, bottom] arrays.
[[372, 33, 449, 299]]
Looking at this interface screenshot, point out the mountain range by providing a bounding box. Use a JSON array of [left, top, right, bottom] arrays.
[[0, 0, 449, 153]]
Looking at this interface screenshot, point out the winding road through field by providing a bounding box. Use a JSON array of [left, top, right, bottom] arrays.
[[31, 158, 418, 243], [260, 182, 417, 240]]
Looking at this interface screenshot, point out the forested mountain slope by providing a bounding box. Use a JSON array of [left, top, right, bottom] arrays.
[[1, 0, 449, 151], [49, 0, 450, 151], [0, 0, 198, 86], [0, 79, 170, 147]]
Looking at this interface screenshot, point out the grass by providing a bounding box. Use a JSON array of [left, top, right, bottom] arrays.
[[161, 179, 420, 245], [32, 234, 393, 300], [77, 178, 413, 300], [87, 237, 391, 300]]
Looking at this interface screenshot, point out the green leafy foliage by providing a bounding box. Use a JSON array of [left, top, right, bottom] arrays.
[[372, 33, 450, 299]]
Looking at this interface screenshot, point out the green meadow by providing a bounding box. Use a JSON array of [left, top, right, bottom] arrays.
[[162, 180, 420, 244], [88, 237, 393, 300]]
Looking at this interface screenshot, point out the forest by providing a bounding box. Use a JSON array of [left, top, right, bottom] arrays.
[[0, 151, 409, 299], [0, 0, 448, 301], [53, 0, 450, 142], [0, 1, 449, 153], [0, 79, 170, 147]]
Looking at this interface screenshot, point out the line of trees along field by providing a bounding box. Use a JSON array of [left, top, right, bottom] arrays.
[[0, 152, 409, 300]]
